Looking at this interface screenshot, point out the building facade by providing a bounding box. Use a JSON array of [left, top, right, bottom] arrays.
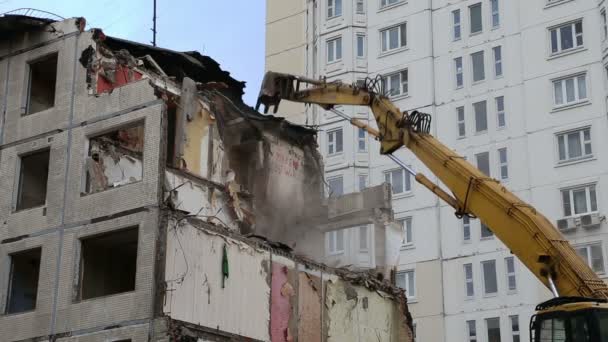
[[265, 1, 608, 341]]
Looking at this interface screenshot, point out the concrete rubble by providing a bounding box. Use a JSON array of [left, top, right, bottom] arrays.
[[0, 13, 412, 342]]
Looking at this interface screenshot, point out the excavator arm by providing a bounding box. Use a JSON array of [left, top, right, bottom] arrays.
[[256, 71, 608, 301]]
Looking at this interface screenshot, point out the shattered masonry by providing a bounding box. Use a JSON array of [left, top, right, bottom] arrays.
[[0, 13, 412, 342]]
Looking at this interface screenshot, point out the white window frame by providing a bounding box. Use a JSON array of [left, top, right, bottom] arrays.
[[462, 216, 471, 242], [382, 69, 408, 97], [400, 216, 413, 247], [505, 256, 517, 292], [493, 46, 502, 78], [498, 147, 508, 180], [356, 0, 365, 14], [490, 0, 499, 28], [356, 34, 366, 58], [469, 3, 483, 35], [574, 242, 605, 274], [549, 20, 584, 55], [481, 259, 498, 296], [327, 128, 343, 156], [471, 50, 485, 83], [464, 263, 474, 298], [384, 168, 412, 195], [602, 9, 607, 41], [475, 151, 490, 176], [510, 315, 520, 342], [358, 127, 367, 152], [486, 317, 501, 342], [455, 57, 464, 88], [380, 0, 403, 9], [396, 270, 416, 299], [552, 73, 587, 108], [327, 0, 342, 19], [327, 176, 344, 197], [326, 37, 342, 64], [473, 100, 487, 133], [358, 174, 368, 191], [327, 229, 345, 255], [452, 9, 462, 41], [561, 183, 598, 217], [556, 127, 592, 163], [359, 225, 369, 251], [467, 320, 478, 342], [457, 106, 465, 138], [380, 23, 407, 53], [496, 96, 505, 128]]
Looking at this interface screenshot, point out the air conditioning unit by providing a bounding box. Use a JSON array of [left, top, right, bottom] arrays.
[[557, 217, 577, 232], [580, 213, 602, 229]]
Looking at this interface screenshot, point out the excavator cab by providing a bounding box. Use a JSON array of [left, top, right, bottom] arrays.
[[530, 298, 608, 342]]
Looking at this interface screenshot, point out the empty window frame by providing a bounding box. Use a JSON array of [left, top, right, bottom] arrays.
[[486, 317, 501, 342], [380, 0, 402, 9], [382, 69, 408, 97], [356, 0, 365, 14], [473, 100, 488, 132], [85, 123, 145, 194], [561, 184, 597, 217], [358, 174, 368, 191], [457, 106, 466, 137], [356, 34, 366, 58], [496, 96, 505, 128], [16, 149, 50, 211], [505, 256, 517, 291], [463, 216, 471, 242], [327, 0, 342, 18], [510, 315, 520, 342], [400, 217, 413, 246], [469, 3, 483, 34], [327, 37, 343, 63], [557, 127, 592, 163], [6, 248, 42, 314], [553, 74, 587, 107], [380, 23, 407, 53], [493, 46, 503, 78], [464, 263, 474, 298], [471, 51, 485, 82], [475, 151, 490, 176], [490, 0, 499, 28], [328, 229, 345, 254], [358, 127, 367, 151], [498, 147, 508, 180], [327, 128, 343, 155], [26, 53, 58, 115], [327, 176, 344, 196], [550, 20, 583, 54], [384, 168, 411, 195], [359, 226, 369, 250], [482, 260, 498, 295], [575, 242, 605, 273], [467, 320, 478, 342], [453, 9, 462, 40], [455, 57, 464, 88], [79, 227, 138, 300], [396, 270, 415, 298]]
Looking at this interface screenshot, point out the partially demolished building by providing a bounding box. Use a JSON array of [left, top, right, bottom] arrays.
[[0, 13, 412, 341]]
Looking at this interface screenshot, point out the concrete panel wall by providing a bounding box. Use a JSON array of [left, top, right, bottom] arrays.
[[297, 272, 322, 342]]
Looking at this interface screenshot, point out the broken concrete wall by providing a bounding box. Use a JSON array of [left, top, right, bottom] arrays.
[[297, 272, 322, 342]]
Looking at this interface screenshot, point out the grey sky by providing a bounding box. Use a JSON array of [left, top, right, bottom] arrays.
[[0, 1, 266, 106]]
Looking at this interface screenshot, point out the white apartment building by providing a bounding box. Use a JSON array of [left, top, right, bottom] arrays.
[[265, 1, 608, 341]]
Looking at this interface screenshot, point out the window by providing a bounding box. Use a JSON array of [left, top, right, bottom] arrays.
[[464, 263, 474, 297], [491, 0, 499, 28], [384, 168, 411, 194], [327, 176, 344, 196], [26, 53, 58, 115], [510, 315, 520, 342], [481, 223, 494, 238], [358, 127, 367, 151], [453, 9, 462, 40], [327, 0, 342, 18], [561, 184, 597, 217], [498, 148, 508, 180], [79, 227, 138, 300], [575, 243, 605, 273], [328, 229, 345, 254], [359, 226, 368, 250], [6, 248, 41, 314], [538, 317, 566, 342], [475, 152, 490, 176], [473, 100, 487, 132], [457, 106, 466, 137], [380, 0, 401, 9], [469, 3, 483, 34], [455, 57, 464, 88], [356, 35, 366, 58], [327, 37, 342, 63], [358, 174, 368, 191], [550, 20, 583, 54], [382, 70, 408, 97], [396, 270, 415, 299], [493, 46, 502, 78], [505, 256, 517, 291], [380, 23, 407, 53], [467, 320, 478, 342], [496, 96, 505, 128], [400, 217, 413, 246], [16, 149, 50, 211], [327, 128, 343, 155], [557, 127, 592, 163], [486, 317, 501, 342], [463, 216, 471, 242], [471, 51, 485, 82], [602, 10, 607, 41], [356, 0, 365, 14], [482, 260, 498, 295], [553, 74, 587, 106]]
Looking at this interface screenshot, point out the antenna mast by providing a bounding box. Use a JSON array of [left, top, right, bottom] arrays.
[[152, 0, 157, 46]]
